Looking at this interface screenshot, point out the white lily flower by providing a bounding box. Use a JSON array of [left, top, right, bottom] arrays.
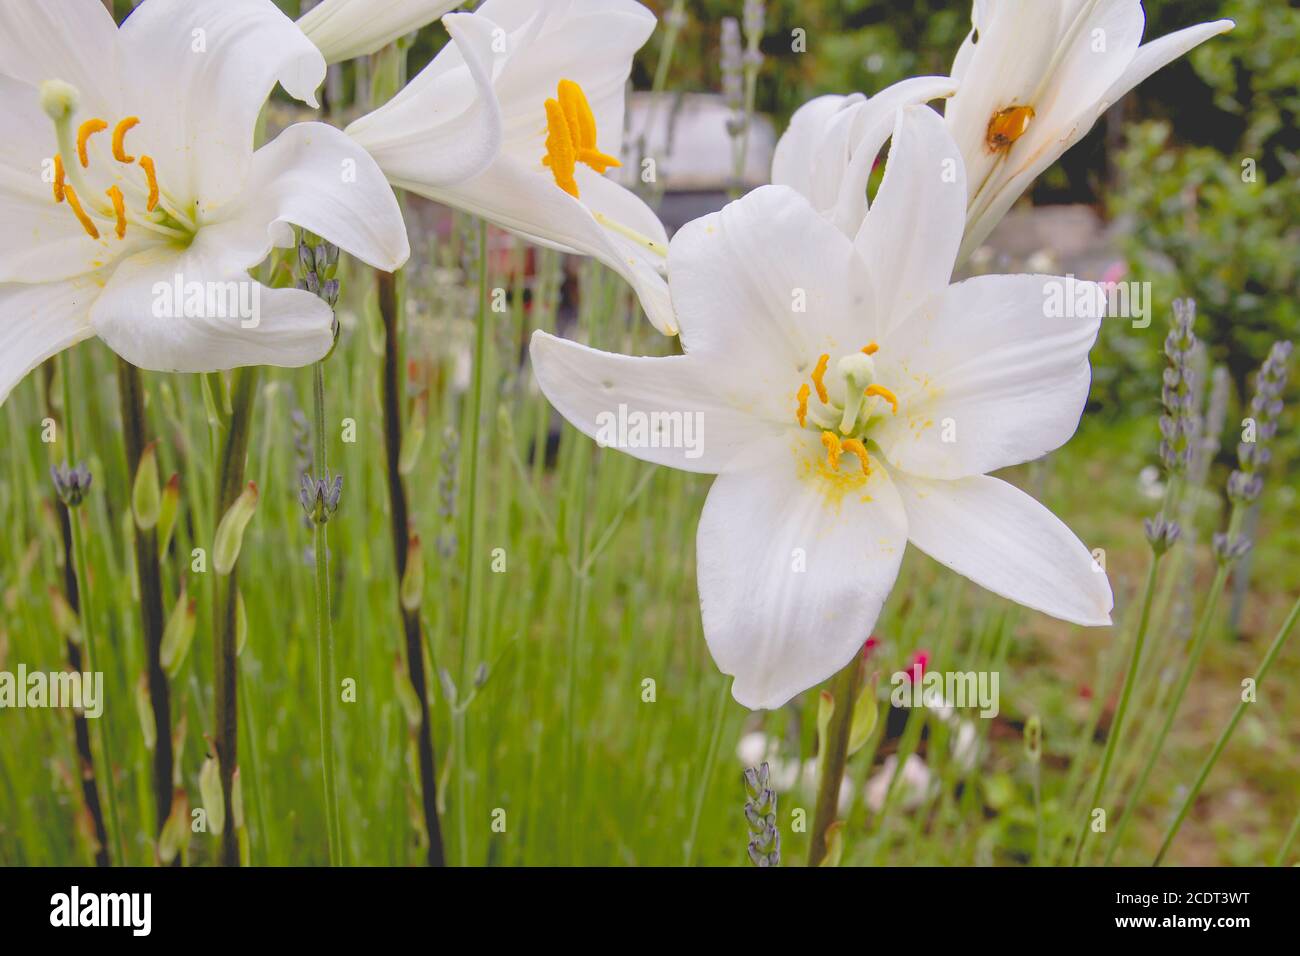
[[530, 107, 1113, 709], [298, 0, 465, 65], [947, 0, 1234, 262], [771, 75, 958, 236], [347, 0, 677, 335], [0, 0, 411, 406]]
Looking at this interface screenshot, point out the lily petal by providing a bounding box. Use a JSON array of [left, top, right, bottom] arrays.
[[117, 0, 326, 207], [90, 243, 333, 374], [894, 472, 1113, 626], [529, 330, 786, 475], [874, 274, 1101, 480], [698, 436, 908, 709], [772, 76, 957, 236], [408, 157, 676, 334], [345, 11, 503, 190], [0, 0, 122, 115], [668, 184, 872, 413], [201, 122, 410, 274], [0, 276, 98, 406], [298, 0, 464, 65], [1103, 19, 1236, 108], [855, 105, 966, 338]]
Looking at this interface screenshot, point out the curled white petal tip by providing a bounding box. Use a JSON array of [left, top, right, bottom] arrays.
[[298, 0, 463, 65]]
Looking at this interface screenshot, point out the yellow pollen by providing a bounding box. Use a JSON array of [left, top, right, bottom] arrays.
[[112, 116, 139, 163], [53, 154, 66, 203], [796, 383, 810, 428], [106, 185, 127, 239], [139, 155, 159, 211], [77, 118, 108, 168], [542, 79, 621, 199], [986, 105, 1035, 153], [865, 384, 899, 415], [63, 185, 99, 240], [862, 342, 879, 356], [810, 354, 830, 404], [821, 431, 842, 471], [841, 438, 872, 476]]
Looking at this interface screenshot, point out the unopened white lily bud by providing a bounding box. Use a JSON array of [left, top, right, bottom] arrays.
[[298, 0, 464, 65]]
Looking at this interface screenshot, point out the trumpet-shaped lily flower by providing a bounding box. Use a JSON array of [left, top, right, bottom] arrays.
[[298, 0, 465, 65], [530, 107, 1113, 709], [347, 0, 677, 335], [771, 75, 957, 236], [947, 0, 1233, 262], [0, 0, 410, 406]]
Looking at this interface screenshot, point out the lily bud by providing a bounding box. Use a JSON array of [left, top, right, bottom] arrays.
[[846, 674, 880, 757], [199, 756, 225, 836], [160, 584, 198, 679], [213, 483, 259, 575], [818, 821, 845, 867], [394, 656, 423, 728], [132, 442, 161, 531], [297, 0, 463, 65], [157, 473, 181, 557], [136, 675, 156, 751], [400, 534, 424, 612], [158, 788, 190, 865], [399, 396, 427, 476]]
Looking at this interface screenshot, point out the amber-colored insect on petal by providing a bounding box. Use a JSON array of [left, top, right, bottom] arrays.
[[106, 185, 127, 239], [810, 354, 831, 404], [796, 383, 811, 428], [821, 430, 842, 471], [112, 116, 140, 164], [63, 185, 99, 240], [985, 105, 1035, 153], [77, 118, 108, 168], [841, 438, 872, 476], [139, 155, 160, 212], [53, 154, 66, 203]]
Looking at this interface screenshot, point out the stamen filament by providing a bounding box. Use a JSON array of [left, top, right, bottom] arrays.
[[592, 211, 668, 259], [76, 118, 108, 168], [63, 186, 100, 240], [112, 116, 140, 163]]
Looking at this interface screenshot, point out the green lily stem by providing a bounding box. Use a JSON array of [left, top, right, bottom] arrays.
[[808, 655, 861, 866], [455, 221, 491, 866], [1071, 550, 1162, 866], [42, 362, 110, 867], [116, 359, 177, 857], [58, 352, 126, 866], [1155, 594, 1300, 865], [377, 267, 446, 867], [1102, 508, 1244, 865], [212, 366, 258, 867], [311, 360, 343, 865]]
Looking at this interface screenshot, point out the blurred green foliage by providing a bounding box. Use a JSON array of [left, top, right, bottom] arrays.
[[1101, 0, 1297, 422]]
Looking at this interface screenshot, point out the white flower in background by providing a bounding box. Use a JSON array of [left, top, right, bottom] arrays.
[[0, 0, 410, 406], [347, 0, 677, 335], [771, 75, 957, 236], [865, 754, 933, 813], [531, 107, 1113, 709], [948, 0, 1234, 262], [298, 0, 464, 65]]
